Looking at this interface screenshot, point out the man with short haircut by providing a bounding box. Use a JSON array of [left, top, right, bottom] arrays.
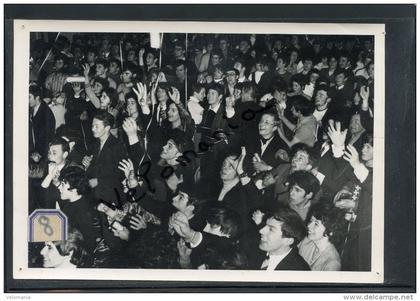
[[257, 207, 309, 270], [173, 60, 190, 102], [233, 58, 249, 83], [29, 85, 56, 158], [224, 67, 239, 97], [40, 137, 75, 209], [332, 68, 354, 109], [108, 58, 122, 85], [84, 111, 127, 206], [286, 170, 321, 221]]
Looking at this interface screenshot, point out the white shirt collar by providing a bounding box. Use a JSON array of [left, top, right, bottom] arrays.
[[210, 102, 221, 113], [264, 248, 292, 271]]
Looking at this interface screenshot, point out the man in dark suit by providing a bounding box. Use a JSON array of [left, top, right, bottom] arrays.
[[29, 85, 56, 158], [257, 207, 309, 270], [84, 111, 127, 206], [244, 112, 289, 175]]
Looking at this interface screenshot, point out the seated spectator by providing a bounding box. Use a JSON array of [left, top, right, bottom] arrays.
[[299, 203, 347, 271]]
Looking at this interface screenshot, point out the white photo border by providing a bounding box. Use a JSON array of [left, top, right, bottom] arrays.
[[13, 20, 385, 283]]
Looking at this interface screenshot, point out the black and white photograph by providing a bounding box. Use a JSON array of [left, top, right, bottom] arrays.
[[11, 20, 386, 284]]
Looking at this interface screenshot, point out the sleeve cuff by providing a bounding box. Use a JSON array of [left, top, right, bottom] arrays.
[[331, 144, 345, 158], [225, 108, 235, 118], [353, 163, 370, 183], [189, 232, 203, 248]]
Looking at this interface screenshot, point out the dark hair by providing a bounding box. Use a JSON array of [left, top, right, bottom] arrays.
[[207, 82, 224, 97], [108, 57, 121, 66], [211, 48, 223, 58], [127, 226, 179, 269], [205, 205, 241, 239], [306, 202, 348, 249], [277, 53, 290, 66], [361, 131, 374, 147], [93, 77, 109, 90], [269, 207, 307, 248], [54, 227, 89, 267], [287, 170, 320, 197], [291, 73, 307, 89], [315, 83, 332, 98], [58, 166, 90, 196], [174, 59, 186, 69], [95, 58, 109, 69], [93, 110, 115, 128], [49, 137, 70, 154], [272, 79, 288, 94], [192, 83, 206, 94], [241, 81, 257, 99], [199, 245, 248, 270], [291, 143, 318, 166], [29, 85, 43, 99], [335, 68, 347, 77], [292, 96, 315, 116]]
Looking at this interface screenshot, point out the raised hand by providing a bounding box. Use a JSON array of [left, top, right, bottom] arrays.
[[133, 82, 148, 107], [122, 117, 139, 137], [82, 64, 90, 79], [343, 144, 362, 169], [71, 82, 84, 97], [225, 95, 236, 109], [327, 121, 348, 148], [118, 158, 134, 179], [252, 210, 265, 225], [360, 85, 370, 103], [129, 214, 147, 231], [169, 87, 181, 105]]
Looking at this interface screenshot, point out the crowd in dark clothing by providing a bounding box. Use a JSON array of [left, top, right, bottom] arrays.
[[28, 32, 374, 271]]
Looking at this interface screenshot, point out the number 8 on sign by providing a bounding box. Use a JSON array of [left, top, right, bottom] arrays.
[[28, 209, 68, 242], [38, 215, 54, 236]]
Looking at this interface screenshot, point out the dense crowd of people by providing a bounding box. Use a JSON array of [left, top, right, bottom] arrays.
[[28, 32, 374, 271]]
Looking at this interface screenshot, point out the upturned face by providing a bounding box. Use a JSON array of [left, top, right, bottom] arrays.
[[160, 139, 180, 161], [258, 114, 277, 139], [220, 156, 238, 181], [361, 143, 373, 162], [291, 150, 311, 172], [307, 216, 327, 241], [126, 98, 138, 116], [289, 183, 310, 207]]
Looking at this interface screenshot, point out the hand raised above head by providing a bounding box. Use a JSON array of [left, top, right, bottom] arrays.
[[327, 121, 348, 148]]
